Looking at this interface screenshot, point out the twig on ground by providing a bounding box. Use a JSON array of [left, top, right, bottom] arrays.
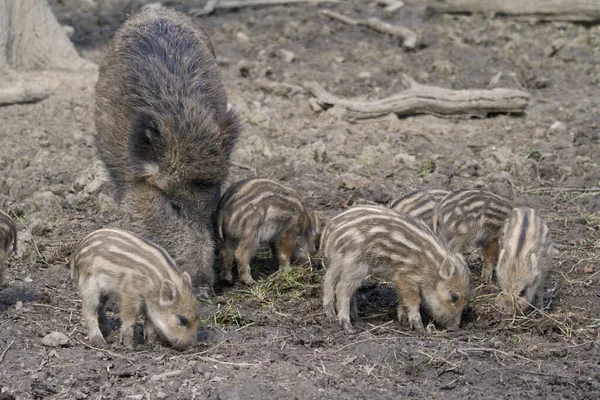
[[523, 187, 600, 194], [76, 339, 135, 364], [190, 0, 340, 17], [304, 75, 530, 119], [460, 347, 533, 363], [0, 340, 15, 364], [321, 9, 418, 49], [31, 303, 78, 313], [196, 355, 259, 367], [377, 0, 404, 13], [428, 0, 600, 23]]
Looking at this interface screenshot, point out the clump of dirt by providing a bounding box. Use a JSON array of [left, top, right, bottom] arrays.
[[1, 0, 599, 398]]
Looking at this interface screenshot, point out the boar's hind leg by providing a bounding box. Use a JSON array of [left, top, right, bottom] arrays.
[[219, 245, 235, 285], [322, 258, 343, 319], [119, 293, 142, 349], [235, 239, 258, 286], [394, 277, 424, 330], [81, 288, 108, 348], [482, 238, 499, 284]]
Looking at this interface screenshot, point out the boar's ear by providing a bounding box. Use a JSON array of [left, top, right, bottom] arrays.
[[159, 279, 178, 307], [182, 272, 193, 290], [439, 257, 455, 280], [529, 253, 540, 278], [218, 109, 241, 156], [130, 108, 163, 177]]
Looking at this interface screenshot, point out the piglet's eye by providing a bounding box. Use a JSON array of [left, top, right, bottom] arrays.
[[450, 292, 459, 304], [178, 315, 189, 327]]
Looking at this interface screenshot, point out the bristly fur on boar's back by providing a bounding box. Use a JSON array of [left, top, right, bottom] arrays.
[[94, 7, 239, 197]]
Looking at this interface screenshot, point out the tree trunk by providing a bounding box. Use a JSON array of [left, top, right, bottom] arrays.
[[0, 0, 94, 70]]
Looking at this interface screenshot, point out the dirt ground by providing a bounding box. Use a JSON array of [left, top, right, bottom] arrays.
[[1, 0, 599, 398]]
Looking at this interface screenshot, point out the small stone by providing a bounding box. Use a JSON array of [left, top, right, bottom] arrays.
[[335, 57, 344, 63], [236, 32, 249, 42], [23, 277, 33, 283], [28, 191, 63, 215], [156, 392, 167, 399], [308, 98, 323, 113], [358, 71, 371, 79], [41, 332, 70, 347], [548, 121, 567, 134], [279, 49, 295, 63], [62, 25, 75, 38]]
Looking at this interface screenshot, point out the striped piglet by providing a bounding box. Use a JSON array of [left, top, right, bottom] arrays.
[[432, 189, 513, 283], [216, 178, 320, 285], [0, 210, 17, 285], [321, 205, 471, 333], [496, 207, 554, 315], [70, 228, 199, 350]]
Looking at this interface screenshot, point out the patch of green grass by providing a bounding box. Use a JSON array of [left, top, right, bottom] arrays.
[[418, 160, 435, 177], [203, 299, 244, 327], [253, 264, 315, 301], [525, 149, 541, 161]]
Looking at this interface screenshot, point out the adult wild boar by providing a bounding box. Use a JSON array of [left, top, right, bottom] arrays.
[[94, 8, 240, 297]]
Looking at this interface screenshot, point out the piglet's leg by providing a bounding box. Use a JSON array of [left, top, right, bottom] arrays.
[[394, 276, 423, 330], [335, 267, 368, 334], [535, 278, 545, 309], [97, 295, 111, 337], [119, 293, 141, 350], [277, 230, 297, 269], [81, 292, 108, 348], [144, 318, 157, 343], [482, 238, 499, 284], [219, 246, 235, 285], [235, 240, 257, 286]]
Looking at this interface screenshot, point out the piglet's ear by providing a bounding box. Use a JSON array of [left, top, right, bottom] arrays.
[[159, 279, 178, 307], [182, 272, 193, 290], [439, 257, 455, 281], [130, 108, 163, 177]]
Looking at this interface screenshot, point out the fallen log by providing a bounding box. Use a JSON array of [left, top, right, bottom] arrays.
[[190, 0, 340, 17], [304, 75, 530, 119], [321, 9, 418, 49], [429, 0, 600, 23]]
